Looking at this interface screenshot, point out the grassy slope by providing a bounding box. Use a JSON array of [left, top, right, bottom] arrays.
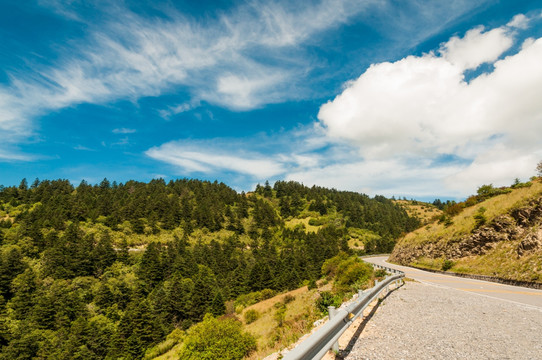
[[391, 180, 542, 282], [394, 200, 442, 225], [148, 283, 328, 360]]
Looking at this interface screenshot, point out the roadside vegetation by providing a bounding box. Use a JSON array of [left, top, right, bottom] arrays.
[[149, 253, 378, 360]]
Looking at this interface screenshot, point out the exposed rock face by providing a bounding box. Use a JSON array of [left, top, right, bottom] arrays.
[[390, 197, 542, 265]]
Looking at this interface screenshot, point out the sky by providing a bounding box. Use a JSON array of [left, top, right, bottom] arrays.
[[1, 0, 542, 200]]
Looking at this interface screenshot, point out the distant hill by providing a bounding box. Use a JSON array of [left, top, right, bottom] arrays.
[[390, 179, 542, 284], [394, 199, 443, 226]]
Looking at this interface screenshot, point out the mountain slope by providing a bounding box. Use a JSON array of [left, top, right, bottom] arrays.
[[0, 178, 418, 360], [390, 180, 542, 283]]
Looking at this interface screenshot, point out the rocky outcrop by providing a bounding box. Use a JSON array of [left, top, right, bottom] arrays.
[[390, 197, 542, 265]]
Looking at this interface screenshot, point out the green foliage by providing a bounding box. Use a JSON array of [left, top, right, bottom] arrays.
[[274, 302, 287, 327], [235, 289, 276, 309], [334, 258, 373, 290], [438, 214, 454, 227], [0, 178, 420, 359], [374, 269, 387, 278], [244, 309, 260, 324], [511, 178, 532, 189], [322, 253, 373, 293], [442, 259, 454, 271], [321, 252, 349, 279], [315, 291, 342, 315], [282, 294, 295, 304], [177, 314, 256, 360], [473, 207, 487, 229], [537, 160, 542, 176], [143, 328, 184, 359], [476, 184, 512, 200]]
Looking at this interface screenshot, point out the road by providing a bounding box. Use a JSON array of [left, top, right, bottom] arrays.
[[364, 256, 542, 310]]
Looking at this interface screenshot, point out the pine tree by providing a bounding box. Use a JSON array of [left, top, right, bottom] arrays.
[[210, 291, 225, 317]]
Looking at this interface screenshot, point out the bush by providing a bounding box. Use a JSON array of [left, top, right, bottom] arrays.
[[282, 294, 295, 304], [244, 309, 260, 324], [442, 259, 454, 271], [335, 260, 372, 288], [177, 314, 256, 360], [260, 288, 275, 300], [316, 291, 342, 315], [308, 218, 325, 226], [321, 252, 349, 279], [473, 207, 487, 229], [274, 303, 287, 327]]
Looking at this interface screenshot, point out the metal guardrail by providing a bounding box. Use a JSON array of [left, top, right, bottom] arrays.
[[282, 263, 404, 360]]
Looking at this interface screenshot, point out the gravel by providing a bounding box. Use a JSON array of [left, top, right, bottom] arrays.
[[342, 281, 542, 360]]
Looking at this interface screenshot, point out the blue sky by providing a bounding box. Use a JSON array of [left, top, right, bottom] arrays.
[[1, 0, 542, 200]]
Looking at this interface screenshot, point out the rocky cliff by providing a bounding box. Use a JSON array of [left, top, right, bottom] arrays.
[[389, 182, 542, 283]]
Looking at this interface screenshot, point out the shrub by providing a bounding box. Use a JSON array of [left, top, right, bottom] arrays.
[[442, 259, 454, 271], [473, 207, 487, 229], [315, 291, 342, 315], [260, 288, 275, 300], [308, 218, 325, 226], [244, 309, 260, 324], [177, 314, 256, 360], [282, 294, 295, 304], [335, 259, 372, 288], [444, 203, 463, 216], [321, 252, 349, 279], [274, 303, 287, 327]]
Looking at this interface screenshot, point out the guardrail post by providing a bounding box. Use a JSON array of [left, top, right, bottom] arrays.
[[328, 306, 340, 353]]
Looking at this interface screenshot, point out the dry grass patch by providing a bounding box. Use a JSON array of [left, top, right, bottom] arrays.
[[242, 284, 329, 360], [395, 200, 442, 224], [398, 181, 542, 249]]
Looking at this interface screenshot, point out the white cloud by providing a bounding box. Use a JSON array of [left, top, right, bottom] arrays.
[[507, 14, 529, 29], [318, 19, 542, 196], [1, 0, 495, 162], [0, 1, 368, 139], [287, 159, 465, 198], [440, 26, 513, 70], [146, 141, 286, 179], [158, 102, 196, 119], [112, 128, 136, 134]]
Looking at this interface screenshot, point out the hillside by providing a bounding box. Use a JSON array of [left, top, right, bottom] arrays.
[[0, 178, 418, 359], [390, 179, 542, 283], [394, 199, 442, 225]]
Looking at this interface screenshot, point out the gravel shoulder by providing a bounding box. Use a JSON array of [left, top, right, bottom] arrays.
[[343, 281, 542, 360]]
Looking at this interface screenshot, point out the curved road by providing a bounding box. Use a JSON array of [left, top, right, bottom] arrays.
[[365, 256, 542, 310]]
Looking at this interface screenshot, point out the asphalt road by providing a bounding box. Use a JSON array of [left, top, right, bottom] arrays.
[[364, 256, 542, 311]]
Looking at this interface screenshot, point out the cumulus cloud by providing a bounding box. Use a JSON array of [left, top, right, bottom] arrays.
[[318, 18, 542, 196], [440, 26, 513, 70], [507, 14, 530, 29]]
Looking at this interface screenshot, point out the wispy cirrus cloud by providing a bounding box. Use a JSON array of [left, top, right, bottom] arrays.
[[112, 128, 136, 134], [0, 1, 371, 140], [1, 0, 493, 161]]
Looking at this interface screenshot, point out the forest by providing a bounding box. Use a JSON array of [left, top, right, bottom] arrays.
[[0, 178, 419, 359]]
